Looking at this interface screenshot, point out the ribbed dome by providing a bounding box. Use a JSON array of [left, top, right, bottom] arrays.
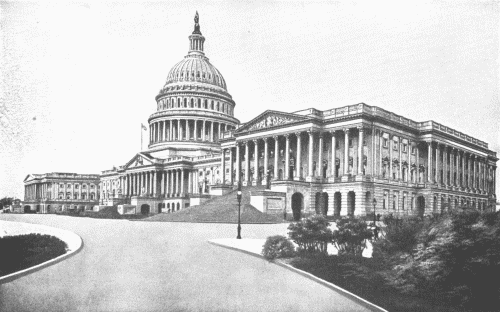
[[164, 55, 227, 90]]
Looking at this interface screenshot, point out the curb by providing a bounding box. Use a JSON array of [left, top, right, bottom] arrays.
[[207, 240, 388, 312], [0, 222, 84, 284]]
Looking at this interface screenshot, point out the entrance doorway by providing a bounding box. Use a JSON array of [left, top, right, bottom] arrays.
[[347, 191, 355, 216], [334, 192, 341, 216], [291, 193, 303, 221], [315, 192, 329, 215], [24, 205, 31, 213], [141, 204, 150, 215], [417, 196, 425, 217]]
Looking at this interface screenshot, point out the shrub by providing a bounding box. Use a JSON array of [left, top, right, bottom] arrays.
[[0, 234, 67, 276], [380, 210, 500, 310], [261, 235, 296, 260], [332, 217, 373, 257], [288, 214, 332, 254], [374, 216, 425, 256]]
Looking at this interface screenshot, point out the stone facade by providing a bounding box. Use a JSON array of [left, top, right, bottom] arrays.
[[100, 13, 498, 218], [23, 173, 100, 213]]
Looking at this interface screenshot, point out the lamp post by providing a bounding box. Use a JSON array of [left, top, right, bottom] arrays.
[[372, 198, 377, 224], [236, 181, 242, 239]]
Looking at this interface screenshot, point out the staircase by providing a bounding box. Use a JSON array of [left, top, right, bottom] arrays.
[[145, 185, 284, 223]]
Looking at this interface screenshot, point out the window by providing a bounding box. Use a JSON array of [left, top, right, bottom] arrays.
[[60, 184, 64, 188], [82, 184, 87, 189], [363, 139, 367, 146], [349, 139, 353, 147], [393, 140, 398, 150], [75, 184, 79, 189], [411, 146, 416, 154], [67, 184, 72, 188], [403, 144, 407, 153], [393, 195, 397, 210], [383, 138, 388, 148]]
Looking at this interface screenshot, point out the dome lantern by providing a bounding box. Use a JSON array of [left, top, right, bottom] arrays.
[[188, 11, 205, 56]]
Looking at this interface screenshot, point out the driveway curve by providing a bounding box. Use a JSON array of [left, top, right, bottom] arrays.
[[0, 215, 371, 312]]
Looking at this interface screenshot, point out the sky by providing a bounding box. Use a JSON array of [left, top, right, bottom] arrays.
[[0, 0, 499, 199]]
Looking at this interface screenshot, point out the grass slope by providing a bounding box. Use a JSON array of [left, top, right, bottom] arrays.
[[144, 187, 284, 223]]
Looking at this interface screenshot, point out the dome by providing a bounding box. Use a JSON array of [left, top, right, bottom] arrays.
[[164, 55, 227, 90]]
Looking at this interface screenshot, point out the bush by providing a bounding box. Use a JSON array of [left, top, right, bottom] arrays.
[[379, 210, 500, 311], [0, 234, 68, 277], [261, 235, 296, 260], [288, 214, 332, 254], [374, 216, 425, 256], [332, 217, 373, 257]]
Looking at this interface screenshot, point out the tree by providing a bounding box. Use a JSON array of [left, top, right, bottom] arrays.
[[288, 214, 332, 254], [332, 217, 373, 257], [0, 197, 14, 208]]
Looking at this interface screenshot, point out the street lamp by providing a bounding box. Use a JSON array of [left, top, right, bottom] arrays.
[[372, 198, 377, 224], [236, 181, 242, 239]]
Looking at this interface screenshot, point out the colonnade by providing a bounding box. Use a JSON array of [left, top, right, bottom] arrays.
[[25, 182, 98, 201], [221, 128, 368, 185], [157, 97, 234, 116], [119, 169, 205, 198], [425, 142, 495, 193], [150, 119, 234, 144], [219, 128, 496, 197]]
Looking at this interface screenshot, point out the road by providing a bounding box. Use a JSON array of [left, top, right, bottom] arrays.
[[0, 215, 371, 312]]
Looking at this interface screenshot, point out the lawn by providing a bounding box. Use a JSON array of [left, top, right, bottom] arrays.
[[0, 233, 68, 277]]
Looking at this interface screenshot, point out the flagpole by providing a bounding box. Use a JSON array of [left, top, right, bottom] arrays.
[[141, 124, 143, 151]]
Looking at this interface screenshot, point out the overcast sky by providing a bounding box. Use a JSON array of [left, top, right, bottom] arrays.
[[1, 0, 498, 199]]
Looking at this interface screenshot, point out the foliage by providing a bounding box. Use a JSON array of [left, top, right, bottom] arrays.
[[374, 215, 426, 256], [0, 234, 67, 276], [287, 214, 332, 254], [377, 210, 500, 311], [331, 217, 373, 257], [261, 235, 295, 260], [0, 197, 14, 208]]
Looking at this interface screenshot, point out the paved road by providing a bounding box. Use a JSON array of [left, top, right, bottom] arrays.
[[0, 215, 371, 312]]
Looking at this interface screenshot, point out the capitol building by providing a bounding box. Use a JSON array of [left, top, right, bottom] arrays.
[[26, 13, 498, 219]]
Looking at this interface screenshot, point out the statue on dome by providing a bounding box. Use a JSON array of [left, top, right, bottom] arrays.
[[193, 11, 201, 34]]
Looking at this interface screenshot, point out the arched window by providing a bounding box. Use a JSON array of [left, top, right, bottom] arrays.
[[177, 98, 181, 107], [204, 99, 207, 109], [198, 98, 201, 108], [184, 98, 187, 107], [190, 98, 194, 108], [211, 100, 214, 110], [215, 102, 219, 111]]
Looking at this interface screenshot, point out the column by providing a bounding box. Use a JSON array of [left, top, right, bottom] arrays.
[[264, 138, 269, 180], [153, 171, 157, 197], [180, 169, 185, 196], [218, 123, 222, 140], [317, 133, 323, 178], [281, 134, 288, 179], [435, 143, 440, 184], [163, 121, 167, 141], [443, 146, 448, 185], [236, 143, 241, 183], [427, 142, 432, 183], [467, 154, 472, 189], [450, 149, 455, 186], [194, 119, 198, 141], [229, 147, 234, 185], [160, 172, 164, 196], [245, 141, 250, 183], [165, 171, 169, 197], [473, 156, 477, 189], [296, 133, 302, 179], [389, 135, 393, 179], [379, 131, 383, 177], [274, 136, 279, 180], [331, 131, 336, 177], [343, 129, 349, 175], [173, 170, 178, 195], [186, 119, 191, 140], [170, 170, 174, 196], [398, 138, 402, 179], [210, 121, 214, 142], [309, 131, 315, 177], [221, 149, 226, 185], [358, 128, 364, 175], [416, 143, 420, 183], [461, 151, 465, 188], [254, 140, 259, 183], [203, 120, 206, 141], [188, 170, 192, 194]]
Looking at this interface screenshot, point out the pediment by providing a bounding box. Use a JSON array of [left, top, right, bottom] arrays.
[[23, 174, 36, 183], [236, 110, 309, 134], [124, 153, 155, 169]]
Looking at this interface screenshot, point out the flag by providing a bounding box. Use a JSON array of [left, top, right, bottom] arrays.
[[141, 123, 147, 131]]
